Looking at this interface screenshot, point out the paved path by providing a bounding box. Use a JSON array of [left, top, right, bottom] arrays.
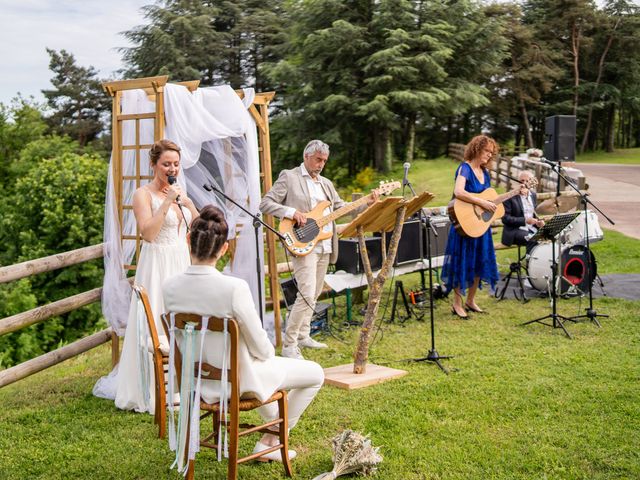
[[576, 163, 640, 240]]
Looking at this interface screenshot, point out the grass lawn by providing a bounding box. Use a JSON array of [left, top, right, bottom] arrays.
[[575, 148, 640, 164], [1, 276, 638, 479], [1, 155, 639, 479]]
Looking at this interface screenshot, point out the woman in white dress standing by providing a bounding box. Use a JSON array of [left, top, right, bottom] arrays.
[[115, 139, 199, 413]]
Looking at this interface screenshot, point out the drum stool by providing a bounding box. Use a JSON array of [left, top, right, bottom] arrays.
[[495, 245, 529, 302]]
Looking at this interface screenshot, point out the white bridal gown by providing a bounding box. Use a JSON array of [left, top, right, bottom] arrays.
[[115, 193, 191, 413]]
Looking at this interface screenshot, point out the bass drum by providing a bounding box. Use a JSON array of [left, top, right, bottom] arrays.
[[527, 243, 597, 295]]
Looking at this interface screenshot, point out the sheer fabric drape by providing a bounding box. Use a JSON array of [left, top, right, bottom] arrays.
[[95, 84, 264, 401]]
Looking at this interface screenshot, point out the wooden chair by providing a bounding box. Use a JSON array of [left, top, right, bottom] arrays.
[[161, 313, 293, 480], [132, 284, 168, 439]]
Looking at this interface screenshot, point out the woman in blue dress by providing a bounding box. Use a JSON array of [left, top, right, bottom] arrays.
[[442, 135, 500, 318]]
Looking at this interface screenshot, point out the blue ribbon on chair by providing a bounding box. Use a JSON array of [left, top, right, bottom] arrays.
[[135, 297, 151, 412], [168, 315, 216, 476], [217, 317, 229, 461]]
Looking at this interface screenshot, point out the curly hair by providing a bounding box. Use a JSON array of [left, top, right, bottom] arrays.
[[463, 135, 499, 163], [149, 139, 181, 165], [189, 205, 229, 261]]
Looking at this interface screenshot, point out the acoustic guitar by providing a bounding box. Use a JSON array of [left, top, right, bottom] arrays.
[[279, 181, 401, 256], [448, 177, 538, 238]]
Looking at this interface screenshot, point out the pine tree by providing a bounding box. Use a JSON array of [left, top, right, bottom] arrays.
[[42, 49, 109, 146], [487, 3, 563, 148], [121, 0, 287, 89]]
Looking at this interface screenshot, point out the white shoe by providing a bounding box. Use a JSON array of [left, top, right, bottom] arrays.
[[252, 441, 297, 462], [298, 337, 328, 349], [281, 345, 304, 360]]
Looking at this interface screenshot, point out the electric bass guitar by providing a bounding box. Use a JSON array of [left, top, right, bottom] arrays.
[[447, 177, 538, 238], [280, 181, 401, 256]]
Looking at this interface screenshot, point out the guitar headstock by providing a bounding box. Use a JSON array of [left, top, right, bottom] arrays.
[[375, 180, 401, 196]]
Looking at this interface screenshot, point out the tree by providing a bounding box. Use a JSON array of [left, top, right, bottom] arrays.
[[580, 0, 639, 152], [0, 98, 47, 182], [524, 0, 597, 117], [487, 3, 563, 148], [42, 49, 109, 146], [121, 0, 287, 90], [0, 145, 107, 367]]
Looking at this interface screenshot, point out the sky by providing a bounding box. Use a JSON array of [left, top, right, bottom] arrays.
[[0, 0, 150, 106]]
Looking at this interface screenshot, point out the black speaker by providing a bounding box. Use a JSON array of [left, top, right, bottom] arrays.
[[424, 215, 451, 258], [381, 216, 451, 266], [544, 115, 576, 162], [389, 219, 423, 265], [334, 237, 383, 274]]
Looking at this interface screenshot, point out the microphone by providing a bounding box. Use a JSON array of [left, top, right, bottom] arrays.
[[167, 175, 181, 203], [402, 162, 411, 186], [203, 183, 212, 192]]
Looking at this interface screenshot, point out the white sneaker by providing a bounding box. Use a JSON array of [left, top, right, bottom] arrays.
[[281, 345, 304, 360], [298, 337, 328, 349], [252, 441, 297, 462]]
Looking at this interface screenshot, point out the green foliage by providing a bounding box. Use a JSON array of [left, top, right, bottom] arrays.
[[42, 49, 110, 146], [0, 148, 107, 367], [121, 0, 288, 91], [0, 98, 48, 181]]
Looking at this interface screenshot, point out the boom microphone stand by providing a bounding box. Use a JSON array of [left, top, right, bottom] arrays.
[[542, 161, 615, 326], [403, 174, 452, 374], [203, 183, 287, 327]]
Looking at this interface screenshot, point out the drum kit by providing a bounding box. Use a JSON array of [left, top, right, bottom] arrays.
[[527, 210, 603, 296]]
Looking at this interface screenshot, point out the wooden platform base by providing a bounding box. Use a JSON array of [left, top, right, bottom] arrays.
[[323, 363, 408, 390]]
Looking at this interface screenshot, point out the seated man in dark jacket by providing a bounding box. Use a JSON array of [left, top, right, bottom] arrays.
[[501, 171, 545, 253]]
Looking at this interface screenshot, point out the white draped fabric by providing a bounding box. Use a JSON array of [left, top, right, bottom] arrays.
[[94, 84, 265, 401]]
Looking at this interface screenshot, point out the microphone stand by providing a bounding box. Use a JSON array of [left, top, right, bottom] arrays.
[[203, 183, 287, 327], [543, 161, 614, 326], [404, 178, 453, 374]]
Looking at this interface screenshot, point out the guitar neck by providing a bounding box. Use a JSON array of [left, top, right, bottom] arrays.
[[494, 188, 521, 206], [317, 194, 372, 227]]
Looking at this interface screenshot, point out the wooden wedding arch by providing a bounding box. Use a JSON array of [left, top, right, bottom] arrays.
[[102, 75, 284, 346]]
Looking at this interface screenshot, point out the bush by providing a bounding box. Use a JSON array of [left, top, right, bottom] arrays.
[[0, 150, 107, 367]]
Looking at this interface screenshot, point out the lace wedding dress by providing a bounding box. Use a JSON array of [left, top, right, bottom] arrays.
[[114, 193, 191, 413]]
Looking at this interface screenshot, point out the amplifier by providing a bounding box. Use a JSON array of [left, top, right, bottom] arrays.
[[426, 215, 450, 259], [380, 215, 450, 265], [334, 237, 383, 274], [279, 278, 329, 336]]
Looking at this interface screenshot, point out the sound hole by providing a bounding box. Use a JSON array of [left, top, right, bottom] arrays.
[[482, 210, 493, 222], [294, 219, 320, 242]]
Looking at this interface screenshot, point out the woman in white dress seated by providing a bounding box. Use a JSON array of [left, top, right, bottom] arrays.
[[115, 139, 199, 413], [163, 205, 324, 461]]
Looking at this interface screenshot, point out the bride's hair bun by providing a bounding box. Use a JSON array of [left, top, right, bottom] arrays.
[[198, 206, 224, 223], [190, 205, 228, 260]]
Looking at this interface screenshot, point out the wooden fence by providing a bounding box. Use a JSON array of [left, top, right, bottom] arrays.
[[0, 244, 119, 389]]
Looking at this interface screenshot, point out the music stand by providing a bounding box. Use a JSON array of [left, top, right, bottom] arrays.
[[337, 194, 432, 378], [521, 212, 580, 338]]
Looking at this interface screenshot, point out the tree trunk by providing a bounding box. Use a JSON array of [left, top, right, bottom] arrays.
[[606, 104, 616, 152], [373, 127, 391, 172], [520, 99, 534, 148], [571, 23, 581, 117], [405, 113, 416, 165], [580, 22, 618, 153], [353, 207, 406, 374]]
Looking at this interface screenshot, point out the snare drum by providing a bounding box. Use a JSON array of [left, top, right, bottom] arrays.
[[527, 243, 597, 295], [561, 210, 604, 246]]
